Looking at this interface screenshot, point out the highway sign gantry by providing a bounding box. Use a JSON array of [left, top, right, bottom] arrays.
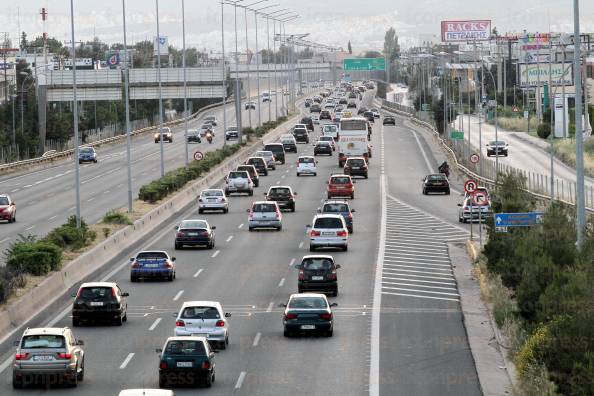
[[464, 179, 478, 194]]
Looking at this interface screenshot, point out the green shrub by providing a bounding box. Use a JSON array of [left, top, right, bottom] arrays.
[[6, 241, 63, 275], [103, 210, 132, 225], [0, 267, 26, 304], [537, 123, 551, 139], [45, 215, 96, 250]]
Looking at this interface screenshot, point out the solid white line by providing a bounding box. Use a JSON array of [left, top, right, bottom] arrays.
[[238, 223, 244, 229], [382, 280, 457, 291], [252, 332, 262, 347], [25, 225, 35, 231], [278, 278, 285, 287], [381, 291, 459, 302], [104, 190, 110, 194], [382, 275, 456, 286], [235, 371, 247, 389], [226, 235, 233, 243], [382, 285, 459, 296], [266, 302, 274, 312], [119, 353, 135, 369], [149, 317, 162, 331], [0, 237, 10, 244], [173, 290, 184, 301], [48, 215, 58, 221], [193, 268, 204, 278], [87, 198, 95, 202], [211, 250, 220, 258]]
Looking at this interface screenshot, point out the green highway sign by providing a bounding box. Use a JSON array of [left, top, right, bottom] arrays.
[[450, 130, 464, 140], [421, 103, 430, 111], [343, 58, 386, 71]]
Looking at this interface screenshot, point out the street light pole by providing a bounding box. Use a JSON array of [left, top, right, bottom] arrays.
[[244, 6, 252, 128], [220, 1, 227, 145], [155, 0, 165, 177], [573, 0, 585, 248], [122, 0, 133, 213], [69, 0, 81, 228], [232, 1, 243, 142], [254, 10, 261, 127], [182, 0, 189, 166], [266, 15, 271, 121]]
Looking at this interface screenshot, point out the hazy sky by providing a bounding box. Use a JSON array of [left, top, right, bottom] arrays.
[[2, 1, 593, 54]]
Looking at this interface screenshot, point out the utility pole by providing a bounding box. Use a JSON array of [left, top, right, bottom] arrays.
[[155, 0, 165, 177], [122, 0, 133, 213], [220, 1, 227, 145], [69, 0, 81, 228], [182, 0, 189, 165], [574, 0, 585, 248]]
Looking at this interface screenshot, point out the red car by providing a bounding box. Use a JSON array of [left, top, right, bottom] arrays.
[[326, 174, 355, 199], [0, 194, 16, 223]]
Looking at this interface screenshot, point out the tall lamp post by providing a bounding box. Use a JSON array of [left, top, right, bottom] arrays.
[[69, 0, 81, 228], [155, 0, 165, 177], [573, 0, 585, 248], [121, 0, 133, 213]]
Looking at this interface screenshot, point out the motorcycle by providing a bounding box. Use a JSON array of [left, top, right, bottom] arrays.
[[438, 164, 450, 178], [206, 132, 213, 144]]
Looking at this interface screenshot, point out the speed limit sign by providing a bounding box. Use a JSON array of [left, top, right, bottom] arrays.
[[464, 179, 478, 194], [470, 153, 480, 164], [193, 151, 204, 161]]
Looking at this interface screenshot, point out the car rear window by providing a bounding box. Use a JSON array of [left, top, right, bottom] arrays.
[[165, 340, 207, 356], [288, 297, 328, 309], [298, 157, 314, 164], [253, 203, 277, 212], [202, 190, 223, 197], [347, 159, 365, 166], [331, 177, 350, 184], [302, 258, 333, 270], [229, 171, 248, 178], [237, 166, 255, 174], [428, 175, 446, 181], [22, 335, 66, 349], [137, 251, 169, 259], [78, 287, 115, 301], [340, 119, 367, 131], [323, 125, 337, 132], [323, 203, 349, 213], [317, 141, 330, 146], [269, 188, 291, 195], [320, 137, 333, 142], [181, 306, 220, 319], [314, 217, 343, 229], [180, 221, 208, 229], [0, 197, 9, 205], [264, 144, 283, 152]]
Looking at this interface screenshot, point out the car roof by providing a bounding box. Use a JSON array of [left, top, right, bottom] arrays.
[[201, 188, 224, 193], [252, 200, 278, 205], [323, 200, 350, 207], [180, 301, 222, 310], [180, 220, 209, 226], [313, 213, 345, 220], [289, 293, 328, 299], [22, 327, 70, 337], [268, 185, 292, 190], [302, 254, 334, 261], [136, 250, 170, 255], [118, 390, 175, 396], [79, 281, 118, 288], [264, 142, 283, 146], [165, 335, 208, 343], [247, 156, 265, 160], [330, 174, 351, 178]]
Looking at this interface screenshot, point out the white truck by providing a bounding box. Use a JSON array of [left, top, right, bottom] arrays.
[[337, 117, 369, 167]]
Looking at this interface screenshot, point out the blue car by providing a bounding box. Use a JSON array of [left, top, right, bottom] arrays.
[[130, 250, 176, 282], [78, 147, 97, 163], [318, 200, 355, 234]]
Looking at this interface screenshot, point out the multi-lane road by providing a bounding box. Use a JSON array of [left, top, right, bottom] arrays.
[[0, 90, 483, 395]]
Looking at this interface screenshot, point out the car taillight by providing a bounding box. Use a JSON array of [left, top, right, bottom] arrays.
[[285, 313, 297, 320], [201, 231, 210, 237], [298, 270, 304, 280], [164, 261, 173, 269], [221, 197, 227, 202], [201, 361, 210, 369], [319, 313, 333, 320], [310, 230, 321, 237], [176, 232, 185, 238], [131, 261, 140, 268], [347, 213, 353, 219], [337, 230, 348, 237], [159, 361, 168, 369], [57, 353, 72, 359], [15, 353, 28, 360], [112, 287, 117, 298], [275, 210, 281, 219], [175, 320, 185, 327], [216, 320, 225, 327]]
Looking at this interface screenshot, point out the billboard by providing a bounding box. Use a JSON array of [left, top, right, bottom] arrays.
[[441, 20, 491, 42], [518, 62, 573, 88], [153, 36, 169, 56]]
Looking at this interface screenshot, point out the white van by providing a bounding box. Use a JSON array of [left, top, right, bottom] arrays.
[[119, 390, 175, 396]]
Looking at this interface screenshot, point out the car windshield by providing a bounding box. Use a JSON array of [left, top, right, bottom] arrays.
[[302, 258, 334, 270], [288, 297, 328, 309], [256, 151, 272, 158], [201, 190, 223, 197], [181, 306, 220, 319], [264, 145, 283, 152], [253, 203, 277, 212], [229, 171, 248, 178], [22, 335, 66, 349], [341, 119, 367, 130], [294, 129, 307, 135], [323, 203, 349, 213], [314, 217, 343, 229], [324, 125, 337, 132], [299, 157, 314, 164], [137, 251, 168, 259], [331, 177, 350, 184], [165, 340, 207, 356], [78, 287, 115, 301], [80, 148, 94, 154], [180, 221, 208, 229], [237, 166, 254, 174], [0, 197, 9, 205], [247, 158, 263, 165]]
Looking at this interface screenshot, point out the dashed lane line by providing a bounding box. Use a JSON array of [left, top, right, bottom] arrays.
[[252, 332, 261, 347], [193, 268, 204, 278], [148, 318, 161, 331], [119, 353, 135, 369], [173, 290, 184, 301], [211, 250, 220, 258]]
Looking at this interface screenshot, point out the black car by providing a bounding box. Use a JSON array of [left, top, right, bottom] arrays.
[[422, 174, 450, 195], [338, 98, 347, 105], [293, 129, 309, 144], [71, 282, 128, 326], [486, 140, 509, 157], [281, 294, 337, 337], [264, 143, 286, 164], [175, 219, 216, 249], [236, 164, 260, 187], [363, 111, 375, 122], [319, 110, 332, 120], [281, 138, 298, 153], [344, 157, 368, 179], [265, 186, 297, 212], [294, 255, 341, 296], [314, 141, 333, 156], [348, 92, 357, 99], [246, 157, 268, 175], [313, 96, 322, 103], [347, 101, 357, 108], [305, 99, 312, 107], [157, 337, 216, 388], [357, 106, 368, 115], [310, 104, 321, 113], [301, 117, 314, 132], [187, 131, 202, 143], [383, 116, 396, 126]]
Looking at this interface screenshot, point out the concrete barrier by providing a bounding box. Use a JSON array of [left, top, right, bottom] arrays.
[[0, 110, 301, 345]]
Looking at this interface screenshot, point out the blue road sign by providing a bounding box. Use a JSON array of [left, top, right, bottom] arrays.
[[495, 212, 544, 227]]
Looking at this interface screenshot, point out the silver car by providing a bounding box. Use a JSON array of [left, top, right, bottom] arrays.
[[224, 171, 254, 196], [12, 327, 85, 388], [174, 301, 231, 349], [198, 189, 229, 214], [458, 197, 492, 223], [255, 150, 277, 170], [247, 201, 282, 231], [307, 214, 349, 252]]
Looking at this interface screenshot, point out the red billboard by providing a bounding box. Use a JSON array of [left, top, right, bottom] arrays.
[[441, 20, 492, 42]]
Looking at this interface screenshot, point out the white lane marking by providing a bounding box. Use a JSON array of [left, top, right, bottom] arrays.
[[382, 280, 457, 291], [23, 184, 33, 188], [382, 291, 459, 302], [238, 223, 244, 229], [226, 235, 233, 243], [276, 180, 281, 184], [104, 190, 110, 194], [149, 318, 162, 331], [235, 371, 247, 389], [118, 184, 124, 188], [281, 175, 286, 179], [298, 241, 304, 249], [383, 263, 452, 272], [211, 250, 220, 258], [193, 268, 204, 278], [278, 278, 285, 287], [382, 275, 456, 286], [10, 189, 19, 193], [173, 290, 184, 301], [289, 258, 296, 267], [25, 225, 35, 231], [266, 302, 274, 312], [285, 169, 289, 173], [0, 237, 11, 244], [68, 206, 76, 211], [48, 215, 58, 221], [87, 198, 95, 202], [252, 332, 262, 347], [382, 285, 459, 296], [119, 353, 135, 369]]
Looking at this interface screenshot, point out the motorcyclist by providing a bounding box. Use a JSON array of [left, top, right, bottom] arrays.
[[438, 161, 450, 177], [206, 130, 213, 144]]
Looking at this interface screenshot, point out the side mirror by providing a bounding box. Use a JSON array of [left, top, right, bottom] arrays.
[[457, 203, 462, 207], [293, 192, 298, 195], [330, 303, 338, 307], [263, 192, 267, 195], [335, 264, 342, 269], [172, 312, 178, 318], [246, 209, 251, 213], [351, 209, 356, 213], [71, 293, 77, 298], [277, 303, 287, 308], [352, 180, 357, 184], [325, 181, 329, 184], [76, 340, 84, 346], [174, 225, 179, 230], [121, 292, 130, 297], [11, 202, 15, 206], [171, 257, 176, 261], [211, 226, 216, 230], [306, 224, 312, 228], [317, 208, 321, 213], [129, 257, 135, 262], [155, 348, 163, 353], [225, 312, 231, 318]]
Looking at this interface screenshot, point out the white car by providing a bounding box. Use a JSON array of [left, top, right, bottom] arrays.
[[245, 101, 256, 110], [322, 124, 339, 139], [312, 114, 320, 124], [224, 170, 254, 196], [255, 150, 277, 170], [307, 214, 349, 252], [296, 156, 317, 176], [198, 189, 228, 214], [204, 115, 218, 126], [174, 301, 231, 349]]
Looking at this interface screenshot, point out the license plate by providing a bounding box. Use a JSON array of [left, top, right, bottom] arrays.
[[301, 325, 315, 330], [312, 276, 324, 281], [176, 362, 193, 368], [207, 199, 217, 202], [89, 302, 103, 306], [33, 355, 53, 361], [322, 232, 334, 236], [351, 166, 360, 169], [144, 263, 159, 268], [187, 232, 199, 236], [191, 333, 207, 338]]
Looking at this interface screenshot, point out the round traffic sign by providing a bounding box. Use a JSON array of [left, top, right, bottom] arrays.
[[472, 190, 488, 205], [193, 151, 204, 161], [464, 179, 478, 194], [470, 153, 480, 164]]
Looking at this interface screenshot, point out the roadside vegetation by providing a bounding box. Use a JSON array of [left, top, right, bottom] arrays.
[[480, 172, 594, 395]]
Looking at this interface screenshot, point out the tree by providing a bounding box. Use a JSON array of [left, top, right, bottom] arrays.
[[383, 27, 400, 62], [363, 51, 382, 59], [20, 32, 27, 50], [347, 41, 352, 54]]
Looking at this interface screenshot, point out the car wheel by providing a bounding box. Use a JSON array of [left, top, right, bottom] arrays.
[[283, 329, 291, 337], [168, 273, 174, 281], [350, 194, 354, 199], [218, 341, 227, 350], [248, 227, 254, 232], [365, 174, 368, 179], [277, 225, 282, 231], [77, 360, 85, 381], [332, 290, 338, 297], [264, 170, 268, 176], [68, 371, 78, 388], [72, 318, 80, 327], [291, 204, 296, 212], [93, 159, 97, 163], [309, 245, 315, 252], [255, 180, 259, 187], [343, 245, 348, 252], [349, 227, 354, 234], [248, 190, 253, 196], [446, 189, 450, 195], [297, 172, 300, 177], [12, 376, 23, 389], [130, 275, 138, 282], [314, 173, 317, 176], [326, 329, 333, 337], [224, 208, 229, 214], [174, 243, 181, 250], [422, 189, 426, 195], [114, 315, 123, 326], [208, 241, 215, 249], [198, 208, 203, 214]]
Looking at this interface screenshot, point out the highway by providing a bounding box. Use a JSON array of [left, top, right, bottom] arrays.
[[0, 91, 481, 395], [0, 90, 287, 251]]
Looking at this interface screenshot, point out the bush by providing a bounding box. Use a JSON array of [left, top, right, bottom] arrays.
[[45, 215, 96, 250], [537, 123, 551, 139], [103, 210, 132, 225], [6, 241, 63, 276], [0, 267, 26, 304]]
